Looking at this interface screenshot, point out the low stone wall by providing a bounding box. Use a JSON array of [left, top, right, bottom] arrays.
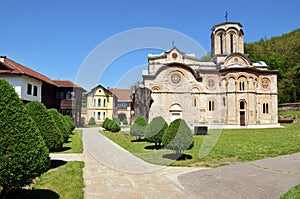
[[278, 102, 300, 111]]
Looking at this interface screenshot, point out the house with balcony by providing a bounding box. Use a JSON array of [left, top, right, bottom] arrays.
[[0, 56, 86, 126]]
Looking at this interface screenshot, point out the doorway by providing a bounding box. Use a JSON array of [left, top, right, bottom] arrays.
[[240, 111, 245, 126]]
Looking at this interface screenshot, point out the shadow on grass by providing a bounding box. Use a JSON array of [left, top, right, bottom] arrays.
[[50, 160, 67, 169], [144, 145, 163, 150], [131, 139, 146, 143], [51, 146, 71, 153], [162, 153, 193, 161], [2, 189, 59, 199]]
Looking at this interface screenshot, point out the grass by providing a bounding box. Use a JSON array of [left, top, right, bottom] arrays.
[[281, 184, 300, 199], [279, 110, 300, 120], [101, 122, 300, 167], [27, 161, 84, 199], [55, 129, 83, 153]]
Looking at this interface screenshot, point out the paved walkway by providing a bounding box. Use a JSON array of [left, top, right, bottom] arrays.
[[178, 153, 300, 199], [82, 127, 203, 199], [51, 127, 300, 199]]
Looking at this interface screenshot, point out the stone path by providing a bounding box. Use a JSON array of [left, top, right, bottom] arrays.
[[178, 153, 300, 199], [82, 127, 202, 199], [50, 127, 300, 199]]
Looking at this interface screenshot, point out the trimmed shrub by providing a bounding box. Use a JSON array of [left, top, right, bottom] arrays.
[[111, 120, 121, 132], [64, 115, 75, 132], [102, 118, 110, 129], [130, 116, 148, 140], [162, 119, 194, 155], [26, 101, 64, 151], [114, 118, 120, 126], [145, 116, 168, 146], [122, 117, 128, 125], [48, 109, 70, 142], [88, 117, 96, 126], [107, 119, 114, 130], [0, 79, 50, 196]]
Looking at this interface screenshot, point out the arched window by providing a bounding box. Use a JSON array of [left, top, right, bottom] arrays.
[[230, 34, 234, 53], [240, 101, 245, 110], [220, 34, 223, 54], [208, 100, 215, 111], [239, 81, 245, 91], [263, 103, 269, 114]]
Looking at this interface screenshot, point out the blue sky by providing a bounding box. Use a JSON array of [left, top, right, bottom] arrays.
[[0, 0, 299, 90]]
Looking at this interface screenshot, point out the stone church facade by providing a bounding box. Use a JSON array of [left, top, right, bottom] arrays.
[[142, 22, 280, 128]]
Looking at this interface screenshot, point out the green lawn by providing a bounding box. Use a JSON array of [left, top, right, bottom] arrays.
[[26, 161, 84, 199], [55, 129, 83, 153], [101, 122, 300, 167], [281, 184, 300, 199]]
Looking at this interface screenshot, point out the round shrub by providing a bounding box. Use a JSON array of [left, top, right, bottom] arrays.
[[0, 79, 50, 196], [88, 117, 96, 126], [122, 117, 128, 125], [26, 101, 64, 151], [162, 119, 194, 154], [130, 116, 148, 140], [102, 118, 110, 129], [107, 119, 114, 131], [145, 116, 168, 146], [111, 120, 121, 132], [48, 109, 70, 142]]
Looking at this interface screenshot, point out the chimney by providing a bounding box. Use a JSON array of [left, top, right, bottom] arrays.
[[0, 56, 6, 63]]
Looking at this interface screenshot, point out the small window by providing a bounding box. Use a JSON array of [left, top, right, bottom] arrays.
[[208, 100, 215, 111], [98, 99, 101, 107], [97, 112, 101, 120], [93, 99, 96, 107], [33, 86, 38, 96], [263, 103, 269, 114], [59, 92, 64, 99], [103, 112, 106, 120], [193, 98, 197, 107], [66, 91, 73, 99], [223, 97, 226, 106], [103, 99, 106, 107], [230, 34, 234, 53], [220, 34, 223, 54], [239, 81, 245, 91], [27, 83, 32, 95], [240, 101, 245, 110]]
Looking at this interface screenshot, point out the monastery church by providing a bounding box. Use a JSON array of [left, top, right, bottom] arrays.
[[142, 22, 280, 129]]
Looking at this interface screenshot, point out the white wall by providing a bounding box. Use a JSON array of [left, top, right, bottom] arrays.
[[0, 75, 42, 102]]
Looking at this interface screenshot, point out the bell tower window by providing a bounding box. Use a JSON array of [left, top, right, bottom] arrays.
[[230, 34, 234, 53], [220, 34, 223, 54]]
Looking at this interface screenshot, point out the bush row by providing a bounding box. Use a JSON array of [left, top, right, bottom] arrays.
[[130, 116, 194, 154], [102, 118, 121, 132]]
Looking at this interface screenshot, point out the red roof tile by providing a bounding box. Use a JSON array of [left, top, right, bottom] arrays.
[[109, 88, 132, 102], [0, 56, 55, 85]]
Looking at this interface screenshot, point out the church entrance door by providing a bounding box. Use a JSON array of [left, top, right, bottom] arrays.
[[240, 111, 245, 126]]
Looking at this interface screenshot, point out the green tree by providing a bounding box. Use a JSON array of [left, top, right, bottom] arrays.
[[102, 118, 110, 129], [26, 101, 64, 152], [88, 117, 96, 126], [122, 117, 128, 125], [162, 119, 194, 155], [64, 115, 75, 132], [111, 120, 121, 132], [130, 116, 148, 140], [0, 79, 50, 197], [144, 116, 168, 146], [48, 109, 70, 142]]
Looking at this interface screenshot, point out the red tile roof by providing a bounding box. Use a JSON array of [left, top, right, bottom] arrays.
[[0, 56, 54, 85], [109, 88, 132, 102], [0, 56, 85, 91]]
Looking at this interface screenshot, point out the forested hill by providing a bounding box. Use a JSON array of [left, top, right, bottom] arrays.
[[244, 29, 300, 103]]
